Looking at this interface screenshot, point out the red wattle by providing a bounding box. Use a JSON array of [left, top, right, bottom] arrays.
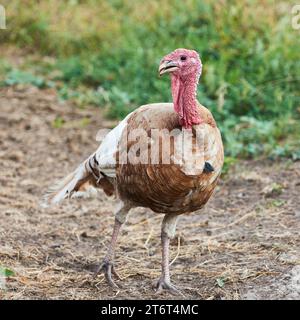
[[171, 74, 202, 129]]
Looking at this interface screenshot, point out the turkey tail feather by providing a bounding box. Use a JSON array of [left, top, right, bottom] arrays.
[[42, 155, 98, 207]]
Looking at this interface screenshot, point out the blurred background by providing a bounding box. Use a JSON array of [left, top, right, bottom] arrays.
[[0, 0, 299, 160]]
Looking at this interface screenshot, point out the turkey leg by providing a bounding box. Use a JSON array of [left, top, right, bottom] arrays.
[[94, 203, 130, 288], [155, 213, 184, 296]]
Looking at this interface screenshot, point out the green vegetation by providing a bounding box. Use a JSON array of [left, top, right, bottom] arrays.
[[0, 266, 15, 277], [0, 0, 299, 159]]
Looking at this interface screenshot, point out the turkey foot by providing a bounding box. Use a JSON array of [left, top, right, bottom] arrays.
[[154, 277, 184, 297], [94, 260, 121, 289]]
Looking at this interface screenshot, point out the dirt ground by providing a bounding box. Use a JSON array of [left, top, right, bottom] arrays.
[[0, 86, 299, 300]]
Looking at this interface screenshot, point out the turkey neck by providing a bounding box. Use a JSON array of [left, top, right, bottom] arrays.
[[171, 74, 202, 129]]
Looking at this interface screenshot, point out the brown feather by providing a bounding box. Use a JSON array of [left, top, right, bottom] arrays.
[[116, 102, 224, 214]]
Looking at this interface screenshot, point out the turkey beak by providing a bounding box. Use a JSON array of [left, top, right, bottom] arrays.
[[159, 60, 179, 76]]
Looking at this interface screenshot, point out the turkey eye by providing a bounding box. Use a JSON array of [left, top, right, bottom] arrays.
[[180, 56, 187, 61]]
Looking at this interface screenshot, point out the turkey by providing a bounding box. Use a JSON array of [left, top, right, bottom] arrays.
[[44, 48, 224, 295]]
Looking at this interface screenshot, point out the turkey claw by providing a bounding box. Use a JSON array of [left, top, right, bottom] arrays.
[[94, 261, 120, 289], [154, 278, 185, 297]]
